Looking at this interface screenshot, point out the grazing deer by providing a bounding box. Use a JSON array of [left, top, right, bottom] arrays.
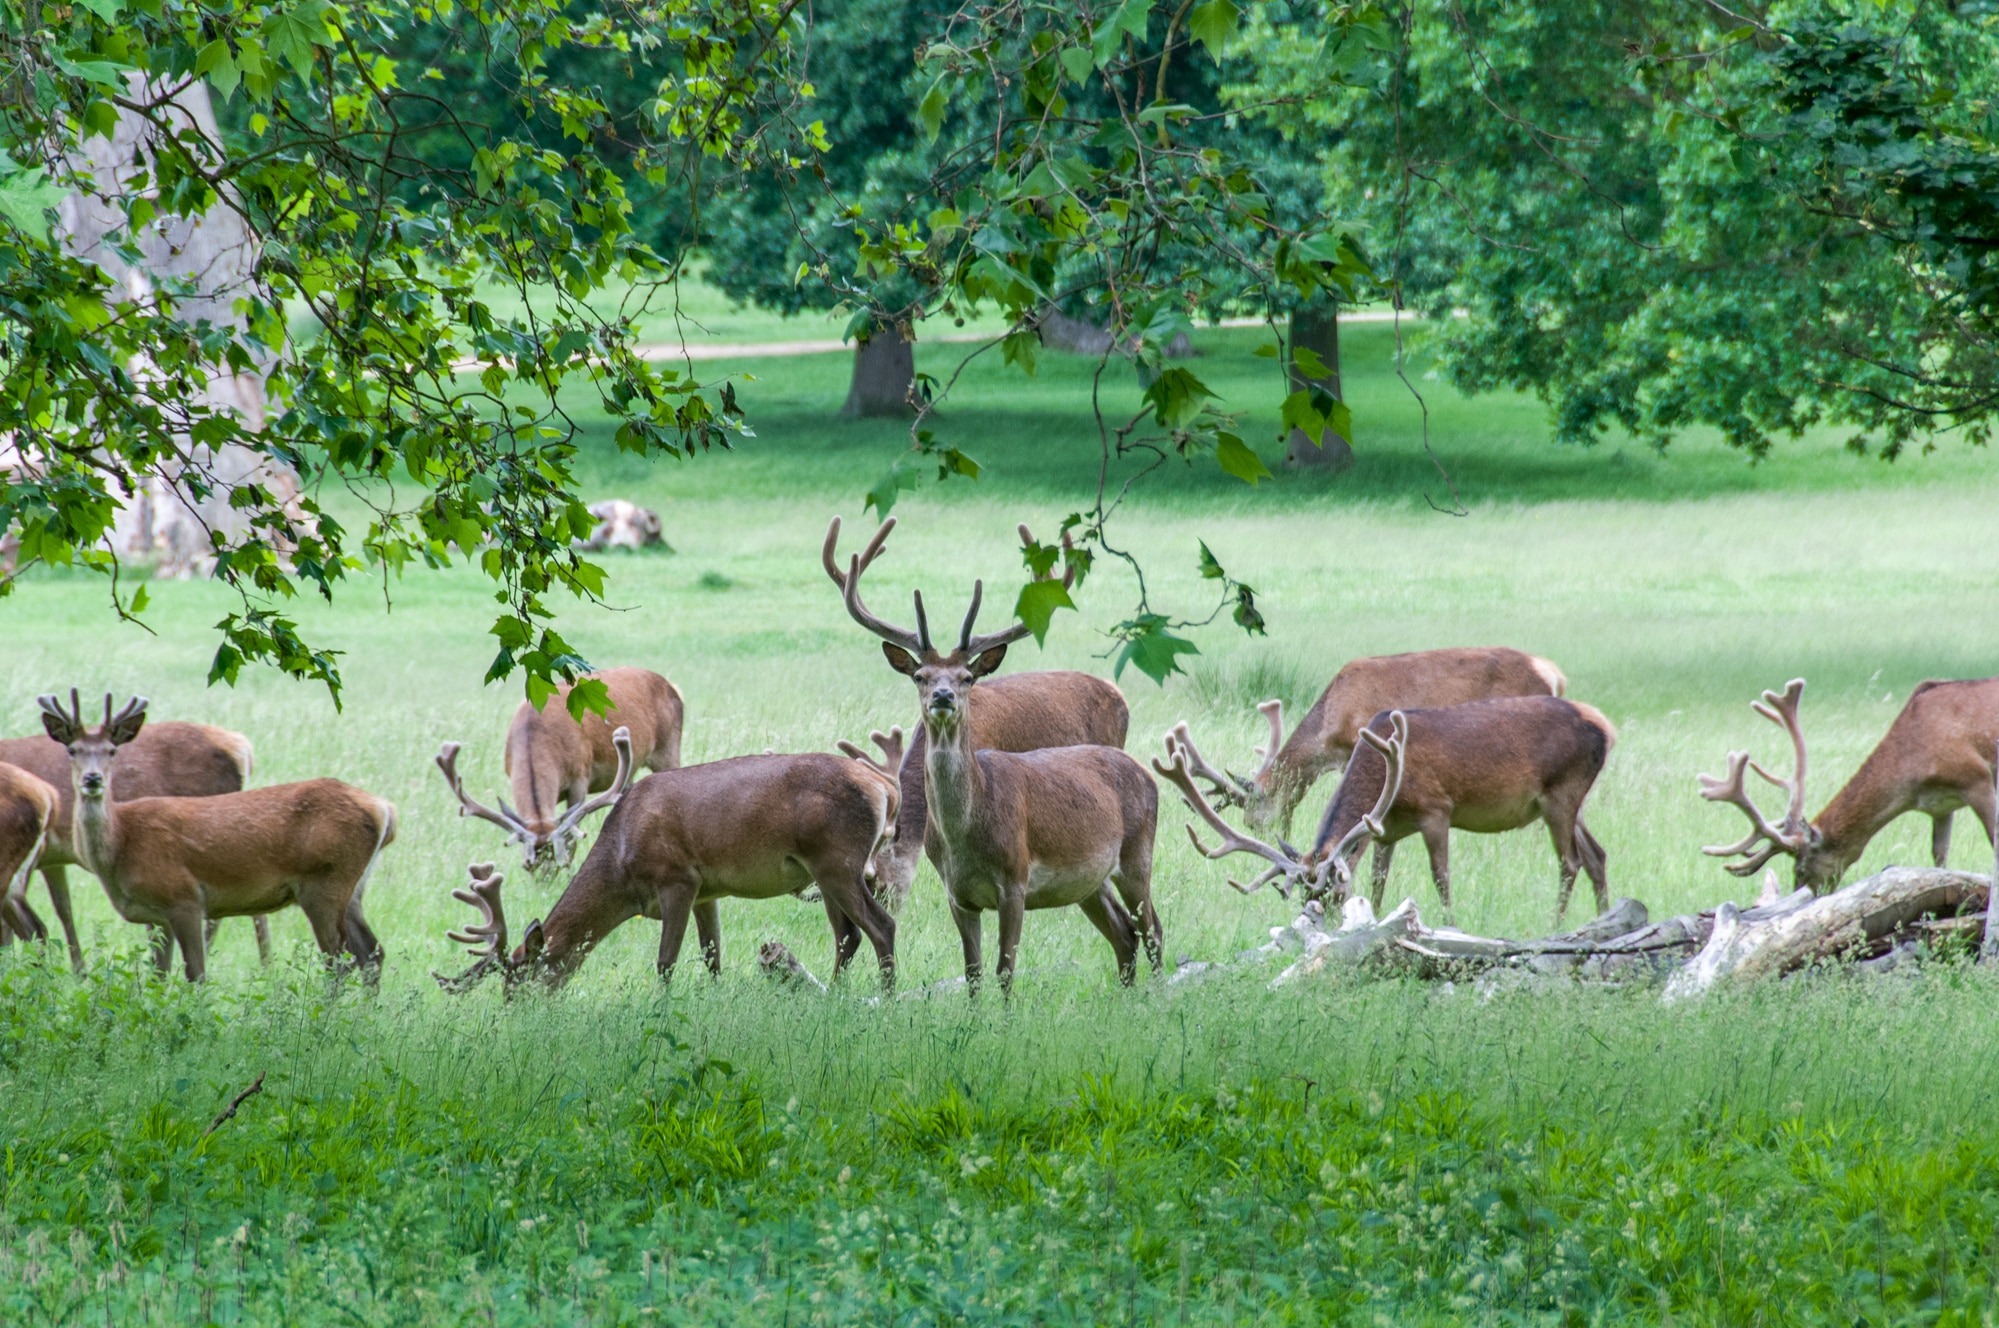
[[441, 666, 683, 871], [1175, 696, 1614, 920], [0, 717, 260, 970], [438, 727, 902, 991], [1152, 715, 1407, 902], [822, 517, 1128, 911], [1700, 677, 1999, 892], [0, 763, 57, 944], [826, 517, 1162, 992], [38, 692, 397, 981], [1186, 647, 1566, 838]]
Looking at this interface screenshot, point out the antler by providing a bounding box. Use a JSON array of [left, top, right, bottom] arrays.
[[1167, 721, 1248, 807], [1316, 712, 1409, 892], [823, 516, 927, 653], [956, 523, 1080, 658], [35, 689, 83, 741], [547, 726, 635, 849], [435, 741, 529, 838], [1151, 733, 1314, 898], [435, 862, 511, 992], [837, 726, 907, 778], [1250, 699, 1285, 787], [1698, 679, 1810, 876]]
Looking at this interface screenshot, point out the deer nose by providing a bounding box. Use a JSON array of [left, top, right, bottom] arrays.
[[80, 773, 105, 794]]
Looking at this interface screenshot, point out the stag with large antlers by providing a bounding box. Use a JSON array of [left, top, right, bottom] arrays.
[[823, 516, 1128, 912], [0, 713, 261, 970], [437, 728, 903, 991], [38, 692, 397, 981], [1700, 677, 1999, 892], [1179, 648, 1566, 839], [1153, 714, 1407, 902], [439, 667, 683, 872], [826, 516, 1160, 991]]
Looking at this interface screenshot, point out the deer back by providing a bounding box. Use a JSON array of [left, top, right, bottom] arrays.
[[1814, 677, 1999, 849], [1311, 696, 1612, 854], [0, 761, 57, 873], [506, 668, 684, 829], [0, 721, 249, 862], [1304, 648, 1567, 761], [936, 744, 1156, 882]]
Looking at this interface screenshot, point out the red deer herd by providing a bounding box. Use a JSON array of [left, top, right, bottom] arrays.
[[1, 517, 1994, 991]]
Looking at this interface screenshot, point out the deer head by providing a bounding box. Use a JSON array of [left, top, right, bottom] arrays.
[[38, 690, 148, 800], [823, 516, 1075, 731], [435, 726, 636, 872], [434, 861, 548, 993]]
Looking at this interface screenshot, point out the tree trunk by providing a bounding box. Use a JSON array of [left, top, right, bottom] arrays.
[[1286, 301, 1353, 470], [841, 327, 916, 419]]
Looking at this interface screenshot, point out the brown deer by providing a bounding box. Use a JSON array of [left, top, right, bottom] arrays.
[[0, 716, 259, 970], [1699, 677, 1999, 892], [1175, 697, 1614, 920], [1184, 647, 1566, 838], [0, 763, 57, 944], [441, 666, 683, 872], [822, 517, 1128, 911], [438, 729, 901, 991], [826, 518, 1162, 992], [38, 692, 397, 982]]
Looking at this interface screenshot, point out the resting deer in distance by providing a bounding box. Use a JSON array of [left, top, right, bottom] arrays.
[[827, 517, 1161, 992], [1700, 677, 1999, 892], [1153, 714, 1407, 904], [0, 715, 261, 970], [1183, 647, 1566, 839], [441, 666, 683, 872], [0, 762, 57, 943], [823, 516, 1128, 911], [439, 727, 902, 992], [39, 692, 397, 982]]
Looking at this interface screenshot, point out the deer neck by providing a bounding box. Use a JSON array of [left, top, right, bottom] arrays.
[[68, 785, 122, 884], [921, 708, 984, 841], [1810, 760, 1910, 868]]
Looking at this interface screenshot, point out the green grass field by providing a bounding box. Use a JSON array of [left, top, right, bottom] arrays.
[[3, 321, 1998, 1324]]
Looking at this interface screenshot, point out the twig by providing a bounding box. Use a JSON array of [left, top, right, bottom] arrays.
[[204, 1071, 267, 1136]]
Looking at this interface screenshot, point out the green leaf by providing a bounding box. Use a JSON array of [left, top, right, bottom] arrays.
[[1059, 46, 1094, 85], [1114, 619, 1200, 685], [1188, 0, 1239, 59], [0, 161, 64, 238], [565, 677, 612, 720], [1214, 432, 1272, 484], [1252, 342, 1281, 358], [75, 0, 123, 19], [917, 79, 948, 143], [128, 584, 150, 614], [865, 463, 921, 517], [1197, 540, 1227, 579], [1291, 345, 1332, 380], [1014, 578, 1076, 646], [1093, 0, 1154, 68], [260, 0, 336, 78]]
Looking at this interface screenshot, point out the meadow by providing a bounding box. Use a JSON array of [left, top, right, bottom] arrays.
[[2, 317, 1998, 1324]]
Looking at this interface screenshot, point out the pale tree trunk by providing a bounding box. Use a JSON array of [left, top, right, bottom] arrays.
[[1286, 300, 1353, 470], [841, 326, 916, 419]]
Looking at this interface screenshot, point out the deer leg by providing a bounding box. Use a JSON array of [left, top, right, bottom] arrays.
[[254, 915, 272, 965], [1078, 887, 1138, 987], [1577, 818, 1610, 913], [41, 864, 84, 973], [1368, 840, 1396, 911], [654, 886, 698, 980], [1932, 813, 1955, 867], [1419, 819, 1454, 922], [995, 891, 1026, 999], [149, 925, 175, 973], [693, 901, 722, 978], [166, 906, 209, 983], [1545, 810, 1584, 926], [343, 899, 384, 985], [948, 896, 983, 994], [297, 889, 357, 981], [816, 862, 896, 990], [826, 906, 864, 978]]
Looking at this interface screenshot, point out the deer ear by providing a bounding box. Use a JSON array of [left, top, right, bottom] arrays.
[[108, 709, 147, 745], [521, 918, 546, 962], [968, 644, 1007, 678], [39, 711, 68, 744], [882, 642, 920, 676]]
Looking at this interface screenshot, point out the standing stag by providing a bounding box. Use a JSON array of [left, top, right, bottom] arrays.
[[822, 516, 1128, 910], [0, 715, 260, 970], [0, 763, 56, 943], [438, 728, 903, 991], [826, 518, 1161, 992], [1175, 695, 1614, 921], [39, 692, 397, 981], [1700, 677, 1999, 891], [1194, 647, 1566, 837], [440, 667, 683, 871]]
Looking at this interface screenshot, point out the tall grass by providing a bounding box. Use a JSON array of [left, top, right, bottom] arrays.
[[1, 324, 1996, 1322]]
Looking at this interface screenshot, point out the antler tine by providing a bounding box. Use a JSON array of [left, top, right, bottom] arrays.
[[68, 687, 82, 729], [912, 589, 932, 654], [1017, 523, 1078, 589], [101, 692, 112, 728], [1323, 711, 1409, 881], [436, 863, 510, 992], [111, 695, 147, 727], [957, 579, 983, 653], [1150, 734, 1310, 895], [1251, 699, 1285, 785], [873, 726, 906, 775], [1168, 721, 1246, 805], [1748, 678, 1809, 829], [1698, 750, 1802, 875], [435, 741, 528, 836], [825, 517, 925, 652], [550, 726, 636, 843]]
